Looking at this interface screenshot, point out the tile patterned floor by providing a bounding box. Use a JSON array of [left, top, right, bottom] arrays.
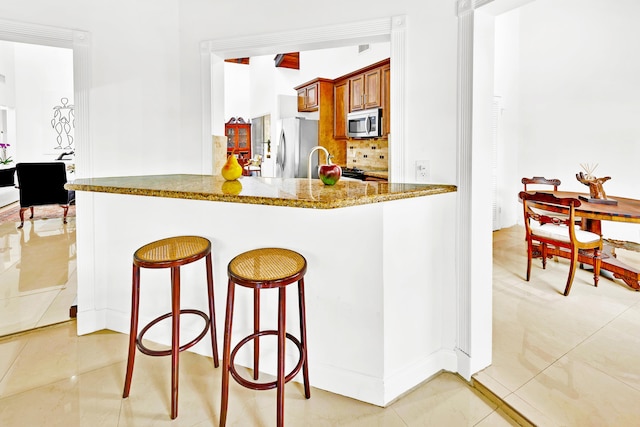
[[0, 210, 520, 426], [0, 205, 76, 337], [2, 216, 639, 425], [475, 225, 640, 426], [0, 320, 519, 426]]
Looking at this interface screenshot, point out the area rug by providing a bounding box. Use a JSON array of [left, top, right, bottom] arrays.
[[0, 203, 76, 224]]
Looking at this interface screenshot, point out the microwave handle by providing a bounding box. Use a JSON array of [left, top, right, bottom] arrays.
[[366, 116, 372, 133]]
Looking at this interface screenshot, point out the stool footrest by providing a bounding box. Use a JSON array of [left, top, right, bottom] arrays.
[[137, 309, 210, 357], [230, 330, 305, 391]]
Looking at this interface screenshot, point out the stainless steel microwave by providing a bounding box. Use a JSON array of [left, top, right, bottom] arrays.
[[347, 108, 383, 138]]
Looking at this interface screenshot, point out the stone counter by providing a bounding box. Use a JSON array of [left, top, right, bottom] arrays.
[[66, 174, 455, 209]]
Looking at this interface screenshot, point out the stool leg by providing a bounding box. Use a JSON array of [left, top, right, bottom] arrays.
[[123, 264, 141, 398], [220, 279, 236, 427], [170, 266, 181, 419], [253, 288, 260, 380], [276, 287, 286, 427], [298, 278, 311, 399], [206, 253, 219, 367]]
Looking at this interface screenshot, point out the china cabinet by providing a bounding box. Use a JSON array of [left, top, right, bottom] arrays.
[[225, 117, 251, 160]]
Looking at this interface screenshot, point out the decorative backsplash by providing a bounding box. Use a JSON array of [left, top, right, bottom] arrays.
[[346, 139, 388, 171]]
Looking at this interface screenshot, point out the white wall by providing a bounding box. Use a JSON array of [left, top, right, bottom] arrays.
[[0, 41, 72, 165], [223, 62, 250, 121], [1, 0, 184, 177], [0, 41, 17, 162], [0, 0, 474, 382], [495, 0, 640, 241], [12, 43, 73, 162], [0, 42, 16, 108], [493, 11, 521, 229]]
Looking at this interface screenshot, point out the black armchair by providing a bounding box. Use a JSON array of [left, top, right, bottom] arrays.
[[15, 162, 73, 229]]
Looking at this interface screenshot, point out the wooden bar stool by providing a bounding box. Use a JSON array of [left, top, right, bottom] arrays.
[[122, 235, 219, 419], [220, 247, 310, 427]]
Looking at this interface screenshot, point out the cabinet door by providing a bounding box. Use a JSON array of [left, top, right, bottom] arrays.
[[333, 80, 348, 139], [363, 69, 381, 109], [349, 75, 364, 111], [226, 127, 236, 151], [297, 82, 320, 112], [306, 82, 319, 110], [238, 127, 249, 151], [382, 65, 391, 137]]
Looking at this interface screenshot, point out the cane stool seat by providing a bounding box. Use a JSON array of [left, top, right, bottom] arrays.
[[220, 247, 310, 427], [133, 235, 212, 267], [228, 247, 307, 287], [123, 235, 219, 420]]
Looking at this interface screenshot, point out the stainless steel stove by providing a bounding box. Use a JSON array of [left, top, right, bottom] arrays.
[[341, 167, 366, 180]]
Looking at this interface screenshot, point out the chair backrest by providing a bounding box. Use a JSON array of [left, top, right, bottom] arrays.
[[519, 191, 580, 240], [522, 176, 561, 191], [16, 162, 69, 207]]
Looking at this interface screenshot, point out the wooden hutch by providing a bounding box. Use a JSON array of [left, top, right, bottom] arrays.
[[225, 117, 251, 160]]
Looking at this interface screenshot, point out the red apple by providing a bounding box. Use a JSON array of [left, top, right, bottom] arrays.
[[319, 163, 342, 185]]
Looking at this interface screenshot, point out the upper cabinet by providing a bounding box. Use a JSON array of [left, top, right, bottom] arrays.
[[350, 68, 382, 111], [295, 78, 333, 112], [296, 81, 318, 112], [333, 58, 390, 140]]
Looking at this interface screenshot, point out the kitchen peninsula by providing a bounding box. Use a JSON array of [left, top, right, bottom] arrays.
[[67, 175, 457, 407]]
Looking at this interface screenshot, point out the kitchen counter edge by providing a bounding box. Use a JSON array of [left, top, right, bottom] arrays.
[[66, 175, 457, 209]]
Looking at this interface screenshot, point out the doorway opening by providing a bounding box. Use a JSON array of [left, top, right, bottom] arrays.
[[200, 16, 407, 182], [0, 18, 90, 337]]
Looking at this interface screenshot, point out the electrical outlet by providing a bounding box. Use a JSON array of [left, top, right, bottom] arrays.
[[416, 160, 430, 183]]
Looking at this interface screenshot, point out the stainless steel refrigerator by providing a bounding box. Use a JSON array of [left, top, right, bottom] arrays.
[[276, 117, 319, 178]]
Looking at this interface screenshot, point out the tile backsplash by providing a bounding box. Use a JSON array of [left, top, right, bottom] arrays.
[[346, 139, 388, 171]]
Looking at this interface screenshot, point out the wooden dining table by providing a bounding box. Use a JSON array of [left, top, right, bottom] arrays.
[[523, 190, 640, 290]]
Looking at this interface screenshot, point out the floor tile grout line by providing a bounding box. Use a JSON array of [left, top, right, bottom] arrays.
[[0, 213, 77, 337], [0, 342, 130, 401], [0, 334, 29, 391], [0, 357, 129, 402], [471, 376, 536, 426], [496, 276, 634, 399]]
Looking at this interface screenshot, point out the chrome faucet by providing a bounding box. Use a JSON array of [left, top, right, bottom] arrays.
[[307, 146, 330, 179]]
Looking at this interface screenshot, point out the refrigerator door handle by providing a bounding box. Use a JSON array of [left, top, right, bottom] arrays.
[[276, 128, 286, 171]]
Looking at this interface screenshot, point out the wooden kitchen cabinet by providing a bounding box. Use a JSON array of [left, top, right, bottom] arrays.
[[332, 58, 391, 139], [225, 117, 251, 160], [381, 63, 391, 137], [296, 82, 319, 112], [349, 75, 363, 111], [333, 78, 348, 140], [293, 78, 345, 165], [295, 78, 333, 112], [349, 66, 383, 111]]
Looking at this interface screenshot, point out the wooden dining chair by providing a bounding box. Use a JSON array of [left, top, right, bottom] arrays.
[[521, 176, 561, 191], [519, 191, 602, 296]]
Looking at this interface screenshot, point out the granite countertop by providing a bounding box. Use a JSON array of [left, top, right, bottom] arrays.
[[66, 174, 456, 209]]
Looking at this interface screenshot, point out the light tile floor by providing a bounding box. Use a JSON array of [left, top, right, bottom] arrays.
[[0, 210, 519, 426], [0, 206, 76, 337], [475, 225, 640, 426], [0, 320, 520, 426], [2, 218, 640, 425]]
